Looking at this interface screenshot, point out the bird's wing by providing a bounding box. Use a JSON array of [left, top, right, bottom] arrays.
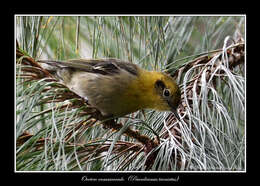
[[38, 59, 138, 76]]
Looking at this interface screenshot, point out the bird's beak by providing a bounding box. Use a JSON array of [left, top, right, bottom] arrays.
[[167, 100, 180, 121], [171, 108, 180, 121]]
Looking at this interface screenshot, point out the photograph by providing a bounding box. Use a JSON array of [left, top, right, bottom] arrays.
[[15, 15, 245, 175]]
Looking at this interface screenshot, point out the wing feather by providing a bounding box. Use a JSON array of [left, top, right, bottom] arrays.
[[38, 58, 138, 76]]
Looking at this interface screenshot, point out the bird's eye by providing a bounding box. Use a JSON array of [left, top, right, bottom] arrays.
[[163, 89, 170, 97]]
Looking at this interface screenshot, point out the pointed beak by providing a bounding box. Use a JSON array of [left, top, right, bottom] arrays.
[[171, 107, 180, 121], [167, 100, 181, 121]]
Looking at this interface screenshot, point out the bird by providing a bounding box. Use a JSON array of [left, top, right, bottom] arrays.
[[38, 58, 181, 120]]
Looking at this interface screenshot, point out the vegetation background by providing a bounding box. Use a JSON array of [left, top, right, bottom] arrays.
[[16, 15, 245, 171]]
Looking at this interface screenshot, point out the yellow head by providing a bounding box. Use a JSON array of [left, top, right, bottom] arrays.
[[124, 68, 181, 117]]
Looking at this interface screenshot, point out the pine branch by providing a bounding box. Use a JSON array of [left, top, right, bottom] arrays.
[[16, 38, 245, 170]]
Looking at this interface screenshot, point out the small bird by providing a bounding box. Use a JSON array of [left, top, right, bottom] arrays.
[[38, 59, 181, 119]]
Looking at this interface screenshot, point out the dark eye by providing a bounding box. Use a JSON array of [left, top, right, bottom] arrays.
[[163, 89, 170, 97], [155, 80, 165, 90]]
